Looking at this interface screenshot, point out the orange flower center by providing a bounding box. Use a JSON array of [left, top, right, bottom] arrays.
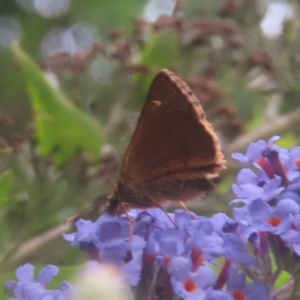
[[267, 216, 282, 227], [183, 279, 198, 293], [233, 290, 246, 300], [294, 159, 300, 171], [163, 255, 171, 268]]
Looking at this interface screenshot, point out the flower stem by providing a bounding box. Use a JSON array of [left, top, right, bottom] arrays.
[[291, 277, 300, 300]]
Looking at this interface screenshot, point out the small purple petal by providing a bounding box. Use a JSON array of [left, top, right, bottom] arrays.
[[168, 256, 192, 278], [192, 266, 216, 290], [249, 199, 273, 220], [227, 264, 246, 292], [36, 265, 59, 286], [145, 229, 162, 254], [232, 140, 266, 164], [204, 290, 234, 300], [243, 280, 270, 300], [16, 263, 35, 281], [276, 198, 300, 215], [159, 228, 185, 256], [236, 169, 258, 185], [4, 280, 17, 293], [129, 235, 146, 251], [175, 210, 196, 229], [99, 242, 127, 264], [121, 253, 143, 286], [267, 135, 280, 146]]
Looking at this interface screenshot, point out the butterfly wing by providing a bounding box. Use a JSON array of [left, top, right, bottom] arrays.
[[119, 69, 225, 185]]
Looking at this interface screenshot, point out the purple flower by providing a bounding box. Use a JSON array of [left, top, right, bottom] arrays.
[[92, 214, 145, 285], [61, 135, 300, 300], [248, 199, 292, 235], [231, 169, 283, 205], [93, 214, 130, 246], [119, 251, 143, 286], [168, 256, 193, 277], [145, 228, 162, 255], [175, 210, 197, 229], [227, 264, 270, 300], [233, 206, 253, 226], [281, 214, 300, 255], [276, 198, 300, 215], [65, 213, 146, 286], [159, 228, 185, 257], [276, 149, 299, 181], [63, 219, 99, 260], [223, 233, 258, 267], [290, 146, 300, 171], [63, 219, 95, 246], [232, 139, 270, 164], [4, 264, 73, 300], [210, 213, 236, 234], [179, 216, 225, 266], [278, 181, 300, 207], [170, 260, 216, 300], [204, 290, 234, 300], [232, 136, 299, 183], [133, 208, 175, 233], [222, 207, 262, 256]]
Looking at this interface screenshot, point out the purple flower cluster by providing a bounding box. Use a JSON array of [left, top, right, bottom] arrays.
[[64, 206, 273, 299], [6, 136, 300, 300], [4, 264, 73, 300]]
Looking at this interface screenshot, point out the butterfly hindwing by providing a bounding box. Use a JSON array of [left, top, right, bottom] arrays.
[[119, 69, 225, 184]]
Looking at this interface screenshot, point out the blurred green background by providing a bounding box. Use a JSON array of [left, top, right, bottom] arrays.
[[0, 0, 300, 290]]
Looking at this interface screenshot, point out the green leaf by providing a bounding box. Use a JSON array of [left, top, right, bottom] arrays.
[[269, 252, 292, 288], [276, 133, 297, 149], [0, 171, 13, 208], [274, 270, 292, 289], [142, 30, 180, 69], [217, 174, 234, 195], [11, 43, 103, 167]]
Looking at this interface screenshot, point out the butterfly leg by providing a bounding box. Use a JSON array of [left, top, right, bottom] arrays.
[[119, 202, 134, 241], [179, 202, 197, 220], [149, 198, 178, 228]]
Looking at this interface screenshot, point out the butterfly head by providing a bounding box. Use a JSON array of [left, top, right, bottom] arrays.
[[105, 190, 122, 215]]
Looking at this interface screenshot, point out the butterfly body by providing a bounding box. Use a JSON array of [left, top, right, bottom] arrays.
[[106, 177, 216, 214], [105, 69, 225, 215]]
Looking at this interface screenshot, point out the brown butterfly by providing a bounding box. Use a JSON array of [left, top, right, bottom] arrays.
[[105, 69, 225, 215]]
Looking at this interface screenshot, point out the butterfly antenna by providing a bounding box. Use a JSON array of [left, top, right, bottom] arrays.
[[150, 198, 178, 228], [180, 202, 198, 220], [64, 193, 109, 224]]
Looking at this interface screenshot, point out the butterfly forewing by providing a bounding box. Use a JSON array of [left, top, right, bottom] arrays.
[[119, 69, 225, 184]]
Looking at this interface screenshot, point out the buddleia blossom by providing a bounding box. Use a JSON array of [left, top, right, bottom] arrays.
[[4, 264, 73, 300], [7, 136, 300, 299], [64, 214, 145, 286], [63, 136, 300, 299], [226, 264, 270, 300]]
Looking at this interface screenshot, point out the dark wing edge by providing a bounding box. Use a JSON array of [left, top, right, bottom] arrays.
[[160, 69, 226, 174]]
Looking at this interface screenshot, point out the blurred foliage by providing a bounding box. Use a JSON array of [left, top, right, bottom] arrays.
[[12, 43, 103, 167], [1, 0, 300, 292], [0, 170, 13, 208]]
